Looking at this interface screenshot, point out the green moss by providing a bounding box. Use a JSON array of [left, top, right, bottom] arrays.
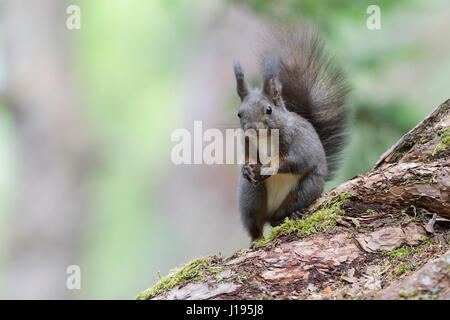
[[440, 127, 450, 144], [426, 292, 438, 300], [233, 266, 256, 284], [381, 244, 430, 282], [136, 256, 221, 300], [253, 192, 354, 248], [400, 174, 436, 186], [422, 174, 436, 184], [399, 289, 418, 299], [400, 179, 418, 186], [430, 127, 450, 156], [382, 245, 415, 258], [382, 243, 428, 260], [400, 205, 421, 224], [421, 236, 432, 246], [399, 289, 437, 300], [393, 263, 414, 276]]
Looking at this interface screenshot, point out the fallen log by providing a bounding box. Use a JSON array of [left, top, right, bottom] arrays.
[[137, 100, 450, 300]]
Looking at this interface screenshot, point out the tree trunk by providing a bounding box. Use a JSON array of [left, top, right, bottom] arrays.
[[137, 99, 450, 300]]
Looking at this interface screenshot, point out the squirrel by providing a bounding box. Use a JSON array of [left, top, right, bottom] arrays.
[[233, 24, 350, 243]]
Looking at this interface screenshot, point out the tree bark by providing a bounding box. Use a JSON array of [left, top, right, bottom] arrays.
[[138, 99, 450, 300]]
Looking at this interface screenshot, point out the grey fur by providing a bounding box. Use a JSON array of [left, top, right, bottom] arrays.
[[234, 24, 350, 242]]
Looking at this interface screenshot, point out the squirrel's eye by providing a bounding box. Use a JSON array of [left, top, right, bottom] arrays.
[[266, 106, 272, 114], [237, 111, 241, 118]]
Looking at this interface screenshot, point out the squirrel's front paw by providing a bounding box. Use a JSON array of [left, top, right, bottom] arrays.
[[242, 163, 260, 186], [259, 163, 275, 181]]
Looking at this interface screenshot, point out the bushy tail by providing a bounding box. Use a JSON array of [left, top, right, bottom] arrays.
[[259, 24, 350, 180]]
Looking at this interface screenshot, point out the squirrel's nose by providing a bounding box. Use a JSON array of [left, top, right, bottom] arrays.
[[244, 123, 256, 131]]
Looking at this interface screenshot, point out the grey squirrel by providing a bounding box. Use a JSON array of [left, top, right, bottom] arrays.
[[233, 25, 350, 242]]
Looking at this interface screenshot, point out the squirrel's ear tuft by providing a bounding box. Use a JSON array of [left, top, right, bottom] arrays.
[[262, 57, 282, 106], [233, 60, 249, 101], [263, 76, 282, 106]]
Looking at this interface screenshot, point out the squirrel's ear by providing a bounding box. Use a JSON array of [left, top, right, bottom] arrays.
[[262, 56, 282, 106], [263, 76, 282, 106], [233, 60, 249, 101]]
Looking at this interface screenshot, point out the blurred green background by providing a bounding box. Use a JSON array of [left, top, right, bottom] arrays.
[[0, 0, 449, 299]]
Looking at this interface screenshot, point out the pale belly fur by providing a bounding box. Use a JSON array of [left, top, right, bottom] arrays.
[[264, 173, 301, 216]]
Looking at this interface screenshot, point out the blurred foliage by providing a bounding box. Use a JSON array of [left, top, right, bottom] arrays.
[[0, 100, 15, 290], [76, 0, 196, 298], [0, 0, 448, 300], [230, 0, 442, 188], [232, 0, 409, 28]]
